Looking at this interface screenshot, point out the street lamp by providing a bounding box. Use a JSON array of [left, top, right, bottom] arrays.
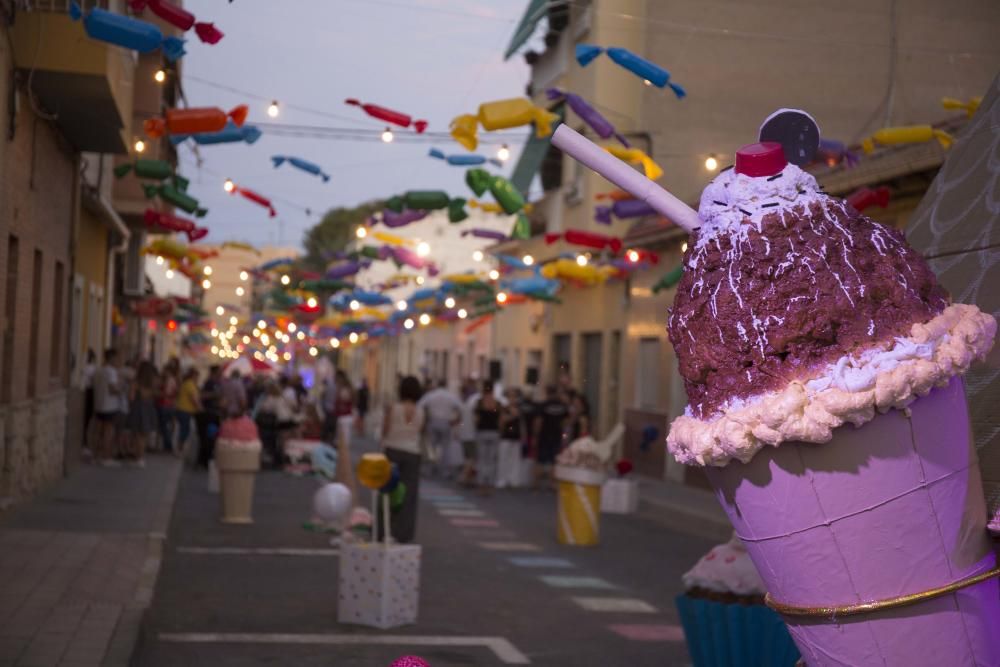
[[267, 100, 280, 118], [381, 127, 394, 143]]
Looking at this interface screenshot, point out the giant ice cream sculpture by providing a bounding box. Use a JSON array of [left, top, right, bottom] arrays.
[[552, 112, 999, 665]]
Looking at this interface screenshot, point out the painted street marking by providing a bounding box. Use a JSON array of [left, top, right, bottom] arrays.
[[508, 556, 574, 569], [572, 597, 657, 613], [608, 624, 685, 642], [460, 529, 519, 540], [158, 633, 530, 664], [437, 509, 486, 517], [449, 518, 500, 527], [477, 542, 541, 552], [176, 547, 338, 557], [538, 575, 616, 589]]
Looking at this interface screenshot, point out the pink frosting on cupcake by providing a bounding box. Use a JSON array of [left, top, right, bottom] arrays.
[[218, 416, 259, 441]]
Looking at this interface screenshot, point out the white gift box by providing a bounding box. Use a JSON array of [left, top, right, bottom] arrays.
[[600, 478, 639, 514], [337, 542, 421, 629]]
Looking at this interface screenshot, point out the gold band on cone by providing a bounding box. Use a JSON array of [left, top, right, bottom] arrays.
[[765, 567, 1000, 619]]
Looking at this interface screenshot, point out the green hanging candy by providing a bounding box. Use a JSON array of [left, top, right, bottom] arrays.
[[389, 482, 406, 509], [403, 190, 450, 210], [511, 212, 531, 240], [465, 168, 492, 197], [652, 264, 684, 293], [113, 159, 174, 181], [488, 175, 525, 215], [448, 197, 468, 223], [385, 195, 405, 213], [359, 245, 383, 260], [142, 183, 207, 217]]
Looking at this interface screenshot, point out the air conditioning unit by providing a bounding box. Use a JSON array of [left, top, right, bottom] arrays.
[[122, 229, 146, 296]]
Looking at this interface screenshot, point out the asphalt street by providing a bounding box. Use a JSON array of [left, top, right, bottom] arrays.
[[131, 443, 716, 667]]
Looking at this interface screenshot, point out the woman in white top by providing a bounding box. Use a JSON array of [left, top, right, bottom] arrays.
[[379, 375, 425, 543]]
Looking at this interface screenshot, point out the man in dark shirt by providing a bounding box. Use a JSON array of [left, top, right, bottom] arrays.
[[533, 384, 568, 489], [196, 365, 222, 468]]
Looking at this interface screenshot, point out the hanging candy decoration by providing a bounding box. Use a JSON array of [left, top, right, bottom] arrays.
[[325, 261, 365, 280], [143, 209, 207, 242], [143, 182, 207, 217], [69, 2, 185, 61], [502, 275, 560, 297], [188, 227, 209, 241], [464, 313, 493, 333], [350, 289, 393, 306], [465, 169, 525, 215], [388, 482, 407, 510], [132, 296, 178, 318], [429, 148, 502, 167], [461, 229, 508, 242], [846, 186, 891, 213], [545, 230, 623, 253], [258, 257, 296, 271], [468, 199, 534, 215], [143, 237, 189, 261], [356, 453, 392, 489], [576, 44, 686, 99], [128, 0, 223, 44], [541, 258, 616, 284], [813, 139, 858, 168], [171, 121, 262, 146], [385, 191, 468, 223], [511, 213, 531, 240], [371, 230, 412, 247], [652, 264, 684, 293], [604, 145, 663, 180], [450, 98, 560, 151], [113, 159, 175, 181], [379, 464, 401, 494], [594, 199, 656, 224], [941, 96, 981, 118], [391, 246, 429, 271], [229, 183, 277, 217], [271, 156, 330, 183], [595, 189, 634, 202], [465, 168, 492, 197], [496, 254, 529, 270], [344, 99, 427, 133], [187, 246, 218, 261], [441, 273, 483, 285], [861, 125, 953, 154], [220, 241, 260, 255], [624, 248, 660, 265], [300, 279, 352, 293], [379, 210, 427, 228], [546, 88, 628, 146], [144, 105, 249, 139]]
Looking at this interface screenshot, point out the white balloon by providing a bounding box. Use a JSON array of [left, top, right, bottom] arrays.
[[313, 483, 352, 523]]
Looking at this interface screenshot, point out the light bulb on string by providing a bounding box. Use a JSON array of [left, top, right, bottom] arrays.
[[349, 332, 359, 344], [523, 254, 534, 266], [309, 347, 318, 357], [396, 300, 407, 311], [153, 69, 166, 83], [415, 276, 424, 285], [240, 271, 249, 281], [223, 178, 235, 193], [381, 127, 394, 143], [165, 269, 174, 279], [356, 227, 368, 239], [488, 269, 500, 281], [330, 338, 340, 348], [267, 100, 280, 118], [280, 275, 291, 285], [457, 308, 468, 319], [497, 144, 510, 162], [155, 256, 164, 265], [349, 300, 360, 311], [627, 249, 640, 263], [496, 292, 508, 304], [133, 139, 145, 153], [681, 241, 688, 253], [257, 319, 266, 329], [576, 254, 588, 266], [444, 297, 455, 309], [418, 313, 431, 326], [307, 297, 318, 308], [215, 306, 225, 316], [472, 250, 484, 262], [404, 318, 414, 330], [704, 155, 718, 171], [203, 266, 213, 276], [201, 279, 211, 289], [416, 241, 430, 257], [235, 286, 245, 296], [297, 331, 306, 341], [288, 322, 297, 333]]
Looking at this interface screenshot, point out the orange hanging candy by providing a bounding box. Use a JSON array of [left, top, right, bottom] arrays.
[[144, 105, 248, 138]]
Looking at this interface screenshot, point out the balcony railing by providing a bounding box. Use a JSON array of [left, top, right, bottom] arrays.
[[26, 0, 117, 12]]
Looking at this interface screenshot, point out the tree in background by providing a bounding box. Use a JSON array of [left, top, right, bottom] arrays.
[[302, 200, 383, 270]]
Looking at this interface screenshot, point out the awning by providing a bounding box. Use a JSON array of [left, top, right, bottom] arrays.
[[504, 0, 549, 60], [510, 106, 565, 195]]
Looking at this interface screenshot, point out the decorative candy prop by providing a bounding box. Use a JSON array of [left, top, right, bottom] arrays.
[[546, 88, 627, 145], [846, 186, 891, 213], [388, 482, 407, 510], [502, 275, 560, 297], [345, 99, 427, 133], [450, 98, 560, 151], [941, 96, 981, 118], [379, 464, 401, 494], [258, 257, 295, 271], [595, 199, 656, 224], [144, 105, 248, 138], [461, 229, 508, 242], [595, 189, 634, 202], [550, 125, 702, 233], [128, 0, 223, 44], [468, 199, 533, 215], [113, 159, 174, 181], [143, 182, 207, 216], [171, 120, 262, 146], [429, 148, 500, 167], [310, 444, 339, 480], [576, 44, 685, 99], [379, 210, 427, 228], [371, 231, 411, 247], [651, 264, 684, 293], [861, 125, 953, 154], [390, 246, 430, 271], [143, 209, 207, 242], [540, 258, 615, 284], [605, 145, 663, 180], [220, 241, 260, 254], [312, 483, 352, 524], [229, 184, 276, 217], [350, 289, 393, 306], [300, 279, 352, 293], [465, 169, 525, 215], [325, 261, 364, 280], [69, 2, 185, 61], [385, 191, 467, 223], [545, 229, 623, 254], [271, 156, 330, 182], [511, 213, 531, 240]]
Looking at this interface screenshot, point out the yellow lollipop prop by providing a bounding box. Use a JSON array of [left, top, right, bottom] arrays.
[[357, 453, 392, 490]]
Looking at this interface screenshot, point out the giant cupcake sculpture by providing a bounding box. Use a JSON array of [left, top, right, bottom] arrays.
[[552, 110, 998, 666]]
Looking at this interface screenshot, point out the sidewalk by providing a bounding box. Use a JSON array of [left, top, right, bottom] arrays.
[[0, 455, 182, 667], [635, 476, 732, 543]]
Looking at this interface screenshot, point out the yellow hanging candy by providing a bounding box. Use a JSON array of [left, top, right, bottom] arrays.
[[441, 273, 484, 284], [861, 125, 953, 154], [357, 453, 392, 489], [450, 98, 560, 152], [371, 230, 412, 247], [469, 199, 533, 214], [541, 258, 610, 285], [941, 96, 981, 118], [450, 114, 479, 151], [604, 146, 663, 180]]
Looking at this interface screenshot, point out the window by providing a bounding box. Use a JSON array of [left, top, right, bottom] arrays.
[[27, 250, 42, 398], [636, 337, 661, 410], [50, 260, 64, 378], [552, 333, 570, 384], [2, 235, 18, 404]]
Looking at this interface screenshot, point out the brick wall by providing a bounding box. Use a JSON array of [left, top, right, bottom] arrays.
[[0, 51, 76, 500]]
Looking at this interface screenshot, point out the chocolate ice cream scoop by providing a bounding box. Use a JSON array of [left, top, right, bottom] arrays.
[[668, 143, 948, 419]]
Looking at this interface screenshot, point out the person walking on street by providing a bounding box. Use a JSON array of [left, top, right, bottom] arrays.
[[221, 369, 248, 418], [533, 385, 569, 490], [355, 379, 370, 434], [379, 375, 425, 543], [474, 380, 502, 494], [497, 388, 524, 488], [124, 361, 158, 468], [174, 368, 201, 458], [417, 379, 462, 477], [92, 349, 123, 467], [457, 379, 480, 486], [82, 349, 97, 457], [157, 358, 180, 452], [196, 365, 223, 468], [567, 391, 591, 442]]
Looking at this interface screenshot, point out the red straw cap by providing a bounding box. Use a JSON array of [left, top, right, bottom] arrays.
[[735, 141, 787, 177]]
